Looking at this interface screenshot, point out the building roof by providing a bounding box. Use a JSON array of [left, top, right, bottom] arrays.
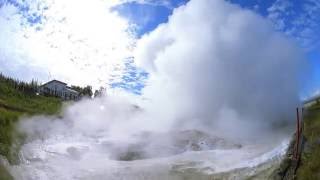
[[66, 88, 79, 94], [41, 80, 67, 87]]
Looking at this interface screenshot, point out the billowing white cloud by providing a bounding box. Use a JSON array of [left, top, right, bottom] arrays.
[[135, 0, 307, 138], [0, 0, 136, 88]]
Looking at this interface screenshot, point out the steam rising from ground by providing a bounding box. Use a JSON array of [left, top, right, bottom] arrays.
[[136, 0, 306, 138], [9, 0, 308, 179]]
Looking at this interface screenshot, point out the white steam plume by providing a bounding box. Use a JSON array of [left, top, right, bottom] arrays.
[[9, 0, 308, 179], [135, 0, 307, 138]]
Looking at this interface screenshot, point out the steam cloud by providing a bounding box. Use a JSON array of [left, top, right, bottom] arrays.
[[16, 0, 307, 151], [135, 0, 306, 138], [12, 0, 308, 179]]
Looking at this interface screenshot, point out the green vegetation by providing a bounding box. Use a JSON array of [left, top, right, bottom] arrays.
[[297, 103, 320, 179], [70, 85, 93, 97], [0, 164, 12, 180], [0, 73, 63, 179]]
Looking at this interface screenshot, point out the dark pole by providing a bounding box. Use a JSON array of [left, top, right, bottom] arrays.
[[301, 108, 304, 134], [295, 107, 300, 160]]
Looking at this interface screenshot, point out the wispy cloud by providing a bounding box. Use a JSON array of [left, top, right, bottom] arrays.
[[0, 0, 136, 89], [267, 0, 320, 51], [110, 57, 148, 95], [120, 0, 174, 9]]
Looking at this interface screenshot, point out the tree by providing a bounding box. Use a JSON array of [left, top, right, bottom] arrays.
[[70, 85, 93, 98], [94, 87, 106, 98], [82, 85, 93, 97]]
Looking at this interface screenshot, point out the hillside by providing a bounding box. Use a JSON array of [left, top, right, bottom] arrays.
[[273, 101, 320, 179], [0, 74, 62, 180], [296, 103, 320, 179]]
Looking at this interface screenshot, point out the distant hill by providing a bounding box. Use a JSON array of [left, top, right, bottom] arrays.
[[0, 73, 63, 180]]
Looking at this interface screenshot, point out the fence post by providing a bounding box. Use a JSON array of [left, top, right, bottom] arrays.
[[301, 108, 304, 133], [295, 107, 300, 160]]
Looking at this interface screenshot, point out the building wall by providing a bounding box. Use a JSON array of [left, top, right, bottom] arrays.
[[64, 89, 79, 100], [40, 81, 79, 100], [45, 81, 66, 92], [40, 81, 66, 97]]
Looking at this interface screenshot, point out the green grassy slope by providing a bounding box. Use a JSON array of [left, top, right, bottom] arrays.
[[0, 164, 12, 180], [0, 76, 62, 179], [297, 103, 320, 179]]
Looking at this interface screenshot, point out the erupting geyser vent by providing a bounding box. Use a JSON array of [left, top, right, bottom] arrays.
[[105, 130, 242, 161]]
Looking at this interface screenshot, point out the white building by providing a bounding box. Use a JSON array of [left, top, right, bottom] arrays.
[[39, 80, 79, 100]]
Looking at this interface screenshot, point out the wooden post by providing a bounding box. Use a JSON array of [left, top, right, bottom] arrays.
[[301, 108, 304, 133], [295, 107, 300, 160]]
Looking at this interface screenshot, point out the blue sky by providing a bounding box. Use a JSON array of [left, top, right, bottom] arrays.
[[112, 0, 189, 37], [0, 0, 319, 97], [111, 0, 320, 96]]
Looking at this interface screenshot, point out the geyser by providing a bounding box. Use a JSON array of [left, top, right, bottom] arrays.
[[7, 0, 308, 179], [136, 0, 306, 138]]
